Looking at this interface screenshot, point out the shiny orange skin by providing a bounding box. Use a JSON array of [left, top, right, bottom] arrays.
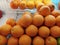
[[39, 26, 50, 38], [0, 35, 7, 45], [10, 1, 18, 9], [19, 0, 26, 10], [56, 16, 60, 26], [26, 25, 38, 37], [17, 13, 32, 27], [0, 24, 12, 36], [38, 6, 50, 16], [33, 14, 44, 26], [46, 36, 57, 45], [50, 26, 60, 37], [19, 35, 32, 45], [6, 18, 16, 26], [33, 36, 44, 45], [11, 25, 24, 37], [8, 36, 18, 45], [45, 15, 56, 27]]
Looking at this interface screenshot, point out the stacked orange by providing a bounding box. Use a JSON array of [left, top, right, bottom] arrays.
[[0, 11, 60, 45]]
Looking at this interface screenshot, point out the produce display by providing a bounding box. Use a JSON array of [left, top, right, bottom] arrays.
[[0, 0, 60, 45]]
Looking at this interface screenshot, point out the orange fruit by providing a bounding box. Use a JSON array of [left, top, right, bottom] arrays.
[[51, 10, 60, 17], [38, 6, 50, 16], [39, 26, 50, 38], [46, 36, 57, 45], [26, 25, 38, 37], [6, 18, 16, 26], [0, 24, 12, 36], [10, 1, 18, 9], [8, 36, 18, 45], [45, 15, 56, 27], [50, 26, 60, 37], [19, 0, 26, 10], [56, 16, 60, 26], [19, 35, 32, 45], [17, 13, 32, 27], [26, 0, 35, 9], [11, 25, 24, 37], [47, 3, 55, 12], [33, 36, 44, 45], [0, 35, 7, 45], [33, 13, 44, 26]]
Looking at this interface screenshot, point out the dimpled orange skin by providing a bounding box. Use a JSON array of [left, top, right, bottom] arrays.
[[26, 1, 35, 9], [51, 10, 60, 17], [47, 3, 55, 12], [33, 36, 44, 45], [0, 24, 12, 36], [11, 25, 24, 38], [56, 16, 60, 26], [39, 26, 50, 38], [0, 35, 7, 45], [26, 25, 38, 37], [19, 35, 32, 45], [10, 1, 18, 9], [38, 6, 50, 16], [45, 15, 56, 27], [6, 18, 16, 26], [50, 26, 60, 37], [33, 14, 44, 26], [17, 13, 32, 27], [19, 0, 26, 10], [8, 36, 18, 45], [46, 36, 57, 45]]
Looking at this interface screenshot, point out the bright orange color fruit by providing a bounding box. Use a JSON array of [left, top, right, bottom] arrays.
[[19, 35, 32, 45], [6, 18, 16, 26], [38, 6, 50, 16], [50, 26, 60, 37], [0, 24, 12, 36], [26, 25, 38, 37], [33, 13, 44, 26], [56, 16, 60, 26], [45, 15, 56, 27], [0, 35, 7, 45], [33, 36, 44, 45], [39, 26, 50, 38], [11, 25, 24, 37], [8, 36, 18, 45], [46, 36, 57, 45]]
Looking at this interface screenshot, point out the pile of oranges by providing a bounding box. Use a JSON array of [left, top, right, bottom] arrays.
[[0, 10, 60, 45]]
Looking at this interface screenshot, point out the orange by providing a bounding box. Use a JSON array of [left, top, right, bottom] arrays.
[[46, 36, 57, 45], [6, 18, 16, 26], [11, 25, 24, 37], [51, 10, 60, 17], [17, 13, 32, 27], [39, 26, 50, 38], [26, 0, 35, 9], [0, 24, 12, 36], [8, 36, 18, 45], [26, 25, 38, 37], [19, 0, 26, 10], [19, 35, 32, 45], [33, 36, 44, 45], [50, 26, 60, 37], [10, 0, 18, 9], [47, 3, 55, 12], [45, 15, 56, 27], [56, 16, 60, 26], [33, 13, 44, 26], [38, 6, 50, 16], [0, 35, 7, 45]]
